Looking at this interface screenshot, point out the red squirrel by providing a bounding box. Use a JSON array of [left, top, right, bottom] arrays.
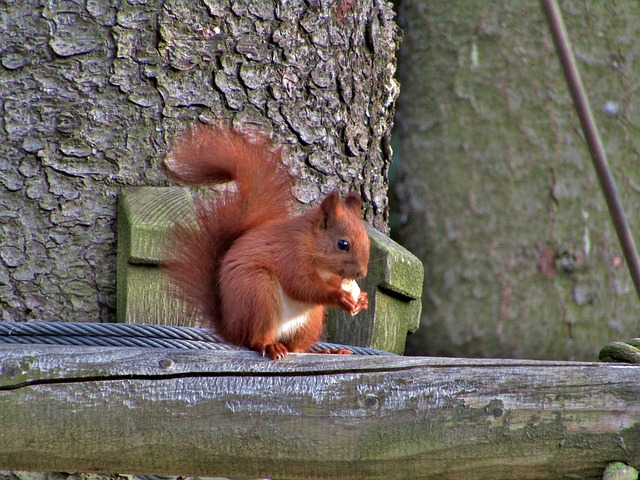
[[164, 122, 370, 360]]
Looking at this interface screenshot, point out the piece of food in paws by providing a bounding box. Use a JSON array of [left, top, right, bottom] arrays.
[[341, 278, 361, 302]]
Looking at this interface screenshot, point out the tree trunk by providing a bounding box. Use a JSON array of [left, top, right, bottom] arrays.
[[0, 0, 400, 324], [393, 0, 640, 360]]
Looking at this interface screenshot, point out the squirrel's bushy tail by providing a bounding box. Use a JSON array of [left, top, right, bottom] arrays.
[[164, 123, 294, 329]]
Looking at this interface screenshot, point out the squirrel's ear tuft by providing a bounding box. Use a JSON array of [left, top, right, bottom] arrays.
[[345, 192, 362, 213], [319, 189, 340, 229]]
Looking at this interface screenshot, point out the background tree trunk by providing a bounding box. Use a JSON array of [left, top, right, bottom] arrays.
[[0, 0, 400, 325], [393, 1, 640, 360]]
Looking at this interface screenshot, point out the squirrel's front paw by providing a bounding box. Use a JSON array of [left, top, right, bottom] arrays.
[[337, 288, 358, 314], [340, 279, 367, 315], [353, 291, 368, 315]]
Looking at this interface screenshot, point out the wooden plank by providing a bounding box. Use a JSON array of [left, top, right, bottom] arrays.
[[0, 345, 638, 479]]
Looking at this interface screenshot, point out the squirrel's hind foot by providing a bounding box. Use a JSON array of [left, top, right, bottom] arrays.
[[257, 342, 289, 360]]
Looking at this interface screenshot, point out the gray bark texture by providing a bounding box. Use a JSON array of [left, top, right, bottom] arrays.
[[393, 1, 640, 360], [0, 0, 400, 325]]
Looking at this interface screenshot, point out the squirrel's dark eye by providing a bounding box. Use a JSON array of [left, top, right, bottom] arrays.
[[337, 239, 349, 251]]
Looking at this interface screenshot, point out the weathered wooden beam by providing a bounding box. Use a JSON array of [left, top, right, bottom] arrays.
[[0, 345, 638, 479]]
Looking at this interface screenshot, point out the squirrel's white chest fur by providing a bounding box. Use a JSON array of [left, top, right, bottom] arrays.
[[276, 286, 313, 340]]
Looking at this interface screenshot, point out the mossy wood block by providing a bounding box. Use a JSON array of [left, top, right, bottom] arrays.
[[116, 187, 196, 326], [117, 187, 424, 352]]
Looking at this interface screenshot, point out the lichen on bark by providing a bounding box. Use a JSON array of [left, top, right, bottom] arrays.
[[394, 1, 640, 360]]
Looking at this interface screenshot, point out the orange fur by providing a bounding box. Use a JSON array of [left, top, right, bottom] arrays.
[[164, 122, 370, 359]]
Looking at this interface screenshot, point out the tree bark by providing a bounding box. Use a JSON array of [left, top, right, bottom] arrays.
[[394, 1, 640, 360], [0, 0, 400, 325]]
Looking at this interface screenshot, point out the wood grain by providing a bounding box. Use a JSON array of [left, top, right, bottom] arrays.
[[0, 345, 638, 479]]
